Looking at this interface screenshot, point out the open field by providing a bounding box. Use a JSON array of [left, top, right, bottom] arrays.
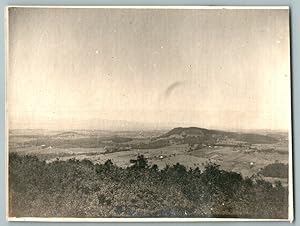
[[9, 127, 289, 186]]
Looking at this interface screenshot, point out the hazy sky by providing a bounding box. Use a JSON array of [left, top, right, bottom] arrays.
[[8, 7, 291, 130]]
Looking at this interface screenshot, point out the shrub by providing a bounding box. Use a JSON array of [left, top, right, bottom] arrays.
[[129, 155, 148, 169], [259, 163, 288, 178], [8, 153, 288, 219]]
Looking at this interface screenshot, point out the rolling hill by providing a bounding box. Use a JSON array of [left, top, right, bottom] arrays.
[[158, 127, 278, 145]]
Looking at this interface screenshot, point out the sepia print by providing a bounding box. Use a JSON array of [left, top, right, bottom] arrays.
[[6, 6, 293, 221]]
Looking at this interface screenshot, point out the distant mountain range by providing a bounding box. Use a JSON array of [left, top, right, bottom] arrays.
[[10, 118, 178, 131], [11, 118, 288, 133], [9, 126, 283, 151], [10, 120, 285, 146]]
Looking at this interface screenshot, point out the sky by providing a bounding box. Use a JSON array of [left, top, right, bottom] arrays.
[[7, 7, 291, 131]]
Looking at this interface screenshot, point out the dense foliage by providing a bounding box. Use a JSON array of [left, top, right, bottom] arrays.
[[9, 153, 288, 218], [259, 163, 289, 178]]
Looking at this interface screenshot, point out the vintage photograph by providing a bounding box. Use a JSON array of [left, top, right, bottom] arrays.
[[6, 6, 292, 221]]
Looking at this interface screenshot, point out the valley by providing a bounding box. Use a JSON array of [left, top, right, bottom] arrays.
[[9, 127, 289, 186]]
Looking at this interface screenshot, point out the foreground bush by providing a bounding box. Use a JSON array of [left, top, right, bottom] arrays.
[[9, 153, 288, 218]]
